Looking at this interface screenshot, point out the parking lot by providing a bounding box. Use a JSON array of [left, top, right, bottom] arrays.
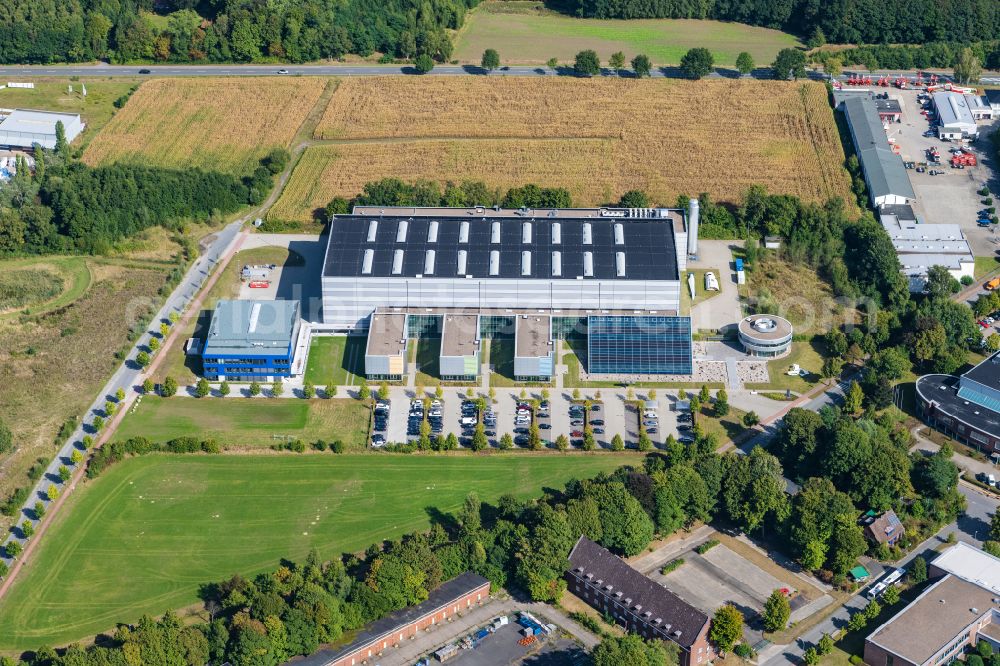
[[372, 388, 683, 450], [890, 88, 1000, 256]]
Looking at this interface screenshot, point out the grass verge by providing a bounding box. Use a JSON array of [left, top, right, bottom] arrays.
[[115, 396, 372, 449]]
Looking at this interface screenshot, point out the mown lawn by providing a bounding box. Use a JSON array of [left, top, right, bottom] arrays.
[[304, 335, 365, 387], [743, 339, 825, 394], [115, 396, 371, 449], [0, 453, 639, 650], [453, 1, 801, 66]]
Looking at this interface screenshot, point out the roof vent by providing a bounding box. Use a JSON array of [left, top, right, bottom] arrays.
[[521, 251, 531, 276], [522, 222, 532, 244], [424, 249, 435, 275], [583, 252, 594, 277], [551, 222, 562, 244], [427, 220, 439, 243], [614, 223, 625, 245], [616, 252, 626, 277], [457, 250, 468, 276], [582, 223, 593, 245], [491, 221, 501, 244], [367, 219, 378, 242], [395, 220, 408, 243], [459, 220, 470, 243], [392, 249, 404, 275], [362, 248, 374, 275], [489, 250, 500, 276], [552, 251, 562, 277]]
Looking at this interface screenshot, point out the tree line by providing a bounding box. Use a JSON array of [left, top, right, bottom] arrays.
[[550, 0, 1000, 46], [0, 136, 286, 256], [0, 0, 479, 66]]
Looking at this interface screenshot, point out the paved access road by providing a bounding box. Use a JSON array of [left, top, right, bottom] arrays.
[[0, 220, 243, 568]]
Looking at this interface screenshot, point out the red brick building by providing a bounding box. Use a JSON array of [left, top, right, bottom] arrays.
[[289, 572, 490, 666], [566, 536, 715, 666]]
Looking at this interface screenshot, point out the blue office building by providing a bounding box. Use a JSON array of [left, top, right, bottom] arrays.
[[202, 299, 302, 381], [587, 315, 692, 375]]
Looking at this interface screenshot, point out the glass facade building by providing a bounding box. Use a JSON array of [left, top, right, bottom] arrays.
[[587, 315, 692, 375]]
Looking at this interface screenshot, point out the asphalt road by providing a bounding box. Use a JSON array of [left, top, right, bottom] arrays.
[[1, 63, 996, 82], [0, 220, 243, 566]]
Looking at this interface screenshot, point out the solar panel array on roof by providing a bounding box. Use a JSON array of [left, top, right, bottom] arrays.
[[323, 214, 680, 281]]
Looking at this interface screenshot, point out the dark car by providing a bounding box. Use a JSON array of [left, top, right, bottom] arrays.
[[539, 423, 551, 429], [590, 419, 605, 426], [593, 427, 605, 435], [590, 405, 601, 412], [570, 419, 584, 426], [485, 430, 496, 437], [514, 436, 529, 445], [514, 427, 529, 434], [138, 68, 151, 74]]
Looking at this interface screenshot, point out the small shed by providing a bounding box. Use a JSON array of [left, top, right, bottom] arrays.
[[849, 565, 871, 582], [764, 236, 782, 249]]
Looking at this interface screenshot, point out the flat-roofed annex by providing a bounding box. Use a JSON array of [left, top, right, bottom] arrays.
[[365, 313, 407, 357], [441, 314, 479, 358], [516, 314, 553, 359]]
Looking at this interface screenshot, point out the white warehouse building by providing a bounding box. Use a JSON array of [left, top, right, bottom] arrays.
[[0, 109, 84, 150], [933, 92, 979, 139], [881, 215, 975, 291]]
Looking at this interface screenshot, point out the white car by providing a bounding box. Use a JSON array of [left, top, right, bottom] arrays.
[[277, 69, 289, 74], [704, 271, 720, 291]]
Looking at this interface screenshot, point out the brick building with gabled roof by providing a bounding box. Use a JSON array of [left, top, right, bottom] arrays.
[[565, 536, 715, 666]]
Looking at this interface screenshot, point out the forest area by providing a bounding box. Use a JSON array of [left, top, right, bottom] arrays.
[[0, 0, 480, 65]]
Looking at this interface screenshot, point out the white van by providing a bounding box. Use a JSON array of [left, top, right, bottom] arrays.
[[461, 416, 477, 426]]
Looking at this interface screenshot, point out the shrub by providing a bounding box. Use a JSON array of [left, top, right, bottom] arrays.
[[696, 539, 720, 554], [330, 440, 345, 454], [661, 558, 685, 574]]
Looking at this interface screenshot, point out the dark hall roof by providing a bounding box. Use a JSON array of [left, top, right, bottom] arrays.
[[323, 214, 679, 281]]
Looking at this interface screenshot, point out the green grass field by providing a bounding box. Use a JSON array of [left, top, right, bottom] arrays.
[[453, 1, 800, 66], [0, 453, 638, 649], [115, 396, 372, 449], [304, 335, 365, 387], [975, 255, 1000, 279]]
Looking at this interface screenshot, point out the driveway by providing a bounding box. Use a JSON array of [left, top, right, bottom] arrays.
[[689, 240, 744, 333]]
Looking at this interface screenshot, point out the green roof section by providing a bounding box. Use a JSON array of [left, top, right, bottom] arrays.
[[849, 565, 870, 581], [204, 299, 300, 356]]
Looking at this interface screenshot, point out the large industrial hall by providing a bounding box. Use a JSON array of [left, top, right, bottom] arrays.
[[321, 205, 697, 379]]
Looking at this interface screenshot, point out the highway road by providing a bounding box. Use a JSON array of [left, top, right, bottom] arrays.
[[0, 220, 243, 568]]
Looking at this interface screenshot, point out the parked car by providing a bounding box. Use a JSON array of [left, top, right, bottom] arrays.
[[590, 405, 601, 412], [571, 430, 584, 438], [643, 419, 658, 427], [514, 427, 529, 435], [371, 435, 386, 447], [514, 436, 529, 446], [593, 427, 605, 435], [590, 419, 605, 426], [539, 423, 551, 429], [646, 428, 657, 434]]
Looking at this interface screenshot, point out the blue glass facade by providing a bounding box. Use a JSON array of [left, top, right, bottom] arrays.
[[202, 350, 294, 381], [586, 315, 692, 375]]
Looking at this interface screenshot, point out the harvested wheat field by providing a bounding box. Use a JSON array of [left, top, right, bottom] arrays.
[[274, 77, 851, 221], [83, 77, 328, 174]]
